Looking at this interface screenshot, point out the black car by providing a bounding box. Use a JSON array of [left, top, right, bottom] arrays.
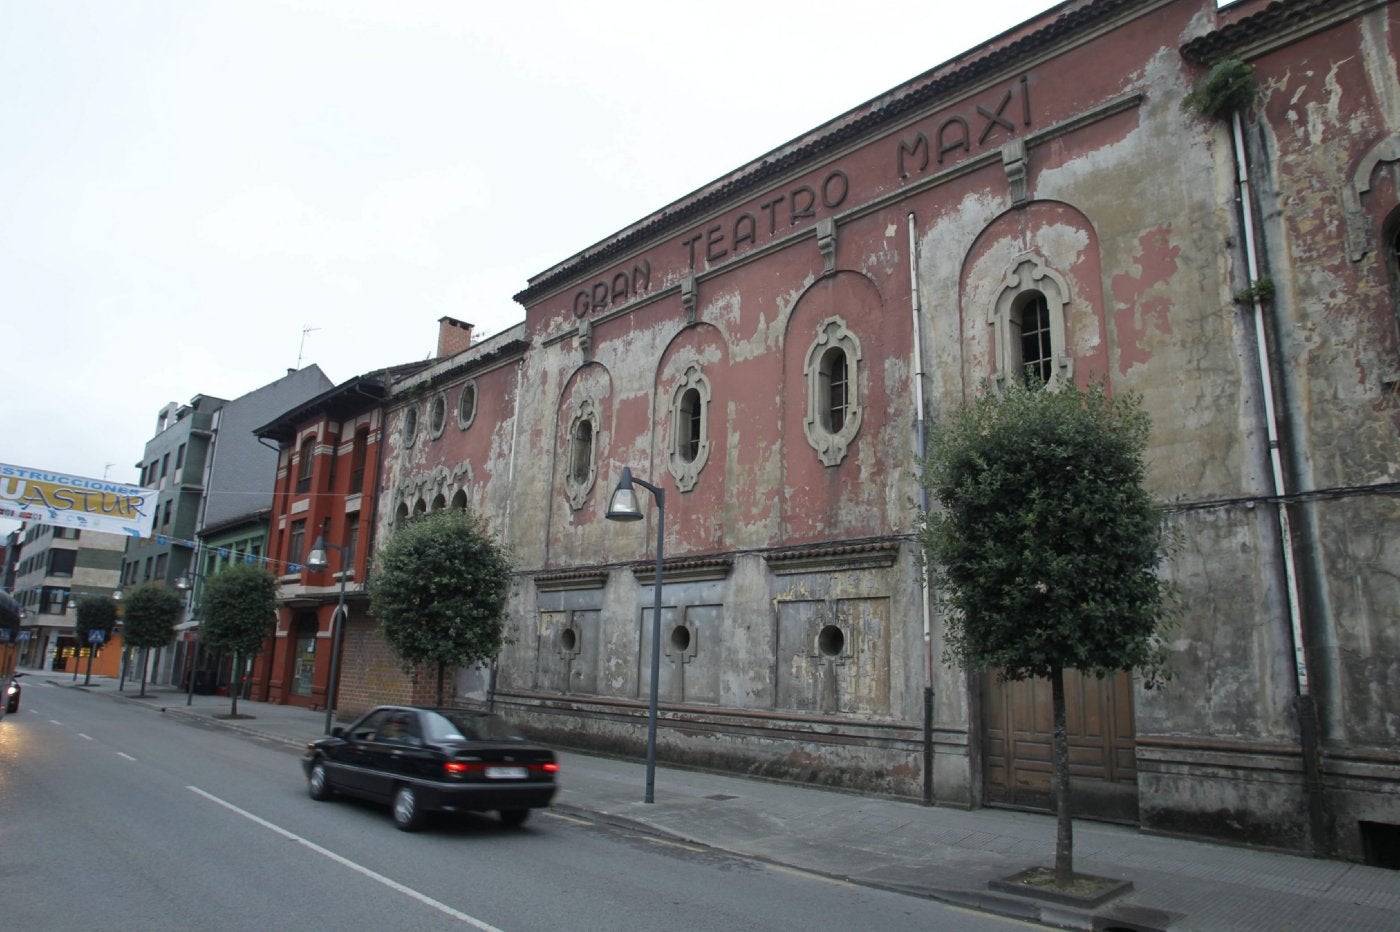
[[5, 672, 22, 714], [303, 705, 558, 831]]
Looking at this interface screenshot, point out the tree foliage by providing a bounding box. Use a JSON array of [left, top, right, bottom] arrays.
[[120, 583, 183, 697], [369, 508, 513, 703], [200, 564, 278, 657], [918, 379, 1174, 685], [917, 379, 1176, 886], [74, 595, 119, 644], [121, 583, 182, 650]]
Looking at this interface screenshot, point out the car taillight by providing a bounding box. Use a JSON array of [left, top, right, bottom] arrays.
[[444, 761, 475, 774], [539, 762, 559, 773]]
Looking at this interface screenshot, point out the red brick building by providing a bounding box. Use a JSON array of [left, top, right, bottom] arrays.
[[250, 360, 429, 710]]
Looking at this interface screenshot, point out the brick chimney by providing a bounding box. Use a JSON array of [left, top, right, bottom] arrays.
[[436, 317, 474, 358]]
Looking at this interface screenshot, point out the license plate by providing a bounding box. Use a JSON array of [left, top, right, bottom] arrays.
[[485, 766, 528, 779]]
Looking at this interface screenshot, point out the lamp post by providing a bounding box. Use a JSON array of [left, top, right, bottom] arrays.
[[605, 466, 665, 804], [67, 597, 79, 681], [307, 537, 348, 735], [176, 573, 201, 706]]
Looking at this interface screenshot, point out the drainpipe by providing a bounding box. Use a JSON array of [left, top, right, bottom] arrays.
[[1230, 110, 1325, 854], [908, 211, 936, 805]]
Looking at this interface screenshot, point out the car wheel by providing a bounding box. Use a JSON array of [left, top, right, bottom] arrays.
[[307, 761, 334, 801], [392, 784, 425, 832], [5, 699, 16, 714], [498, 808, 530, 827]]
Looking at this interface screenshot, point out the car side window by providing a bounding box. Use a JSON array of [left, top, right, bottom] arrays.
[[378, 711, 424, 747], [351, 709, 393, 742]]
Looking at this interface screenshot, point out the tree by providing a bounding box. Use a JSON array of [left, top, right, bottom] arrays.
[[369, 508, 513, 706], [917, 379, 1174, 887], [200, 564, 278, 717], [121, 583, 182, 698], [73, 595, 118, 686]]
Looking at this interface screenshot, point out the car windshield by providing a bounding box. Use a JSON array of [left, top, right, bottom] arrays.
[[421, 710, 527, 743]]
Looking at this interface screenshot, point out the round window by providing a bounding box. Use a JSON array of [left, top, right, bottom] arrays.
[[428, 394, 447, 438], [458, 381, 478, 429], [817, 625, 845, 657], [403, 406, 419, 446]]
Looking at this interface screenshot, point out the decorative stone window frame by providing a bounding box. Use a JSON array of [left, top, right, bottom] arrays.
[[427, 392, 447, 440], [666, 364, 712, 492], [803, 316, 863, 467], [564, 399, 600, 511], [402, 404, 420, 447], [990, 252, 1072, 392], [457, 379, 478, 430]]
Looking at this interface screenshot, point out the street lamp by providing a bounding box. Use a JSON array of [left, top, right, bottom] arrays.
[[605, 466, 665, 804], [176, 573, 201, 706], [306, 536, 348, 735]]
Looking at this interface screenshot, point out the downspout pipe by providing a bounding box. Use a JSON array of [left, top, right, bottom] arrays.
[[909, 211, 936, 805], [1230, 109, 1325, 853]]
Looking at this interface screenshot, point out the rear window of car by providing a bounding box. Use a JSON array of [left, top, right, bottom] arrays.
[[422, 710, 528, 743]]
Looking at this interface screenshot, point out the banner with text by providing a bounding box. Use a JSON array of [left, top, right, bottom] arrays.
[[0, 463, 156, 538]]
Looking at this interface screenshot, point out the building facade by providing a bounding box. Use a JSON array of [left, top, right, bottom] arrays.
[[355, 0, 1400, 863], [253, 359, 430, 710], [11, 521, 125, 674], [122, 366, 332, 688]]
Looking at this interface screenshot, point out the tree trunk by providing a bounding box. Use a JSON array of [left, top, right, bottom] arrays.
[[1051, 664, 1074, 885], [229, 651, 240, 717], [139, 647, 149, 698]]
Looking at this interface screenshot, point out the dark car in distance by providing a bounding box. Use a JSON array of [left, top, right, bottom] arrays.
[[303, 705, 558, 831]]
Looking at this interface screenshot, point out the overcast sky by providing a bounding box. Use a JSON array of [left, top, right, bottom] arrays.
[[3, 0, 1082, 539]]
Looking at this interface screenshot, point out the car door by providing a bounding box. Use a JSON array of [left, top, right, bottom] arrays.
[[358, 709, 427, 800], [337, 708, 394, 797]]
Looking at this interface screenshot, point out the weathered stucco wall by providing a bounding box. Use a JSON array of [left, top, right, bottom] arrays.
[[362, 0, 1400, 859]]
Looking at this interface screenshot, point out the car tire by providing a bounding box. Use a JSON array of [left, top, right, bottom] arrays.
[[392, 784, 425, 832], [5, 699, 16, 714], [307, 760, 334, 801], [498, 808, 530, 827]]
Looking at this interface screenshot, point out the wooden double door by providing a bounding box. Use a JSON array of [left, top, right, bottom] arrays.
[[981, 670, 1139, 823]]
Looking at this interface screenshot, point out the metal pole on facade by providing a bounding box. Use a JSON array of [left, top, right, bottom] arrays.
[[308, 538, 348, 735], [606, 467, 666, 804], [177, 571, 200, 706]]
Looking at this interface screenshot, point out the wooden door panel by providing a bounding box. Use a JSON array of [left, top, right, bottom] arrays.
[[981, 670, 1138, 823]]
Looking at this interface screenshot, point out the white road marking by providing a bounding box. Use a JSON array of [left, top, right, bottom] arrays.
[[78, 733, 93, 740], [49, 719, 62, 725], [186, 786, 503, 931], [116, 752, 136, 761]]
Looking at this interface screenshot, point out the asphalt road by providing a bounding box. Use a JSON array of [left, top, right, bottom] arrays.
[[1, 679, 1043, 931]]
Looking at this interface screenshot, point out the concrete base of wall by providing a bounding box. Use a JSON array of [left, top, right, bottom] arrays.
[[494, 690, 979, 802]]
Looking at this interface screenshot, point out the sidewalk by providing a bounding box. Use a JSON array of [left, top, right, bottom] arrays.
[[28, 667, 1400, 931]]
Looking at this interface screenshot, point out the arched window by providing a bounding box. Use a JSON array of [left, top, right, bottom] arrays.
[[450, 489, 468, 511], [570, 420, 593, 483], [563, 400, 600, 510], [296, 436, 315, 494], [431, 493, 447, 512], [991, 253, 1071, 392], [804, 317, 863, 466], [678, 388, 702, 462], [1016, 292, 1053, 385], [819, 346, 849, 432], [667, 365, 712, 492]]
